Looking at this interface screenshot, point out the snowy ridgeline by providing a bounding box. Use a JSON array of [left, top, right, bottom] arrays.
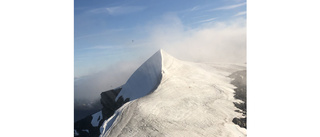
[[99, 49, 246, 137], [115, 50, 163, 101]]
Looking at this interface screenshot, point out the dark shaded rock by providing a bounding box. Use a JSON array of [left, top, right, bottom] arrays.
[[229, 70, 247, 129], [74, 113, 101, 137], [74, 87, 132, 137], [233, 102, 246, 115], [100, 88, 129, 120], [232, 117, 247, 128]]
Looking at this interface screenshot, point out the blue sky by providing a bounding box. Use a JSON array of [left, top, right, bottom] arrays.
[[75, 0, 246, 78]]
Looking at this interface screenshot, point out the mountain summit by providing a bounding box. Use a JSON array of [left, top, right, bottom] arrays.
[[116, 49, 165, 101], [98, 49, 247, 137], [115, 49, 178, 102]]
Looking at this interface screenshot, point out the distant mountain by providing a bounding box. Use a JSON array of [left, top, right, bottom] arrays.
[[75, 49, 247, 137]]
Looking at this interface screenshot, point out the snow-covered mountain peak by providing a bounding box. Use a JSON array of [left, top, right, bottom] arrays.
[[99, 49, 247, 137], [115, 49, 176, 101], [100, 50, 247, 137]]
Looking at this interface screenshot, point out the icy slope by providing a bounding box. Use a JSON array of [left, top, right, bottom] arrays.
[[101, 49, 246, 137], [115, 50, 163, 101]]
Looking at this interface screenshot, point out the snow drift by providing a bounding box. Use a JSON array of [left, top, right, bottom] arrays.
[[100, 49, 246, 137]]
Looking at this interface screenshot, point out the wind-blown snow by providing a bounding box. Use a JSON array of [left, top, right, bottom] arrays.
[[91, 111, 102, 127], [100, 49, 246, 137]]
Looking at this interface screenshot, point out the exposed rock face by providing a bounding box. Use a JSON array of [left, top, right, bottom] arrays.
[[229, 70, 247, 128], [100, 88, 129, 120], [74, 113, 101, 137], [75, 87, 130, 137]]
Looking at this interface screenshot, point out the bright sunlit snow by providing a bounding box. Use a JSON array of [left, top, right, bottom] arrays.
[[100, 50, 246, 137]]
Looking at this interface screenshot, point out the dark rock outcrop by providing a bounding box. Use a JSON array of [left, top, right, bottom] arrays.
[[100, 88, 129, 120], [229, 70, 247, 129], [74, 113, 102, 137], [74, 87, 130, 137]]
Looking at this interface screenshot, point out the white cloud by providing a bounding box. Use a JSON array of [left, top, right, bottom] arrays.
[[234, 11, 246, 16], [191, 6, 200, 11], [106, 6, 145, 16], [89, 8, 107, 14], [84, 45, 122, 50], [196, 17, 217, 24], [89, 6, 146, 16], [74, 60, 142, 101], [211, 2, 246, 11], [75, 28, 126, 40], [147, 15, 246, 63]]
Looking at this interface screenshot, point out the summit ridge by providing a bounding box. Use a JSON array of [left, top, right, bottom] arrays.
[[115, 49, 175, 101]]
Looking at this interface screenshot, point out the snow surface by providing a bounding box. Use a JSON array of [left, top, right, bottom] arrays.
[[115, 50, 163, 101], [100, 102, 132, 134], [100, 49, 246, 137], [91, 111, 102, 127]]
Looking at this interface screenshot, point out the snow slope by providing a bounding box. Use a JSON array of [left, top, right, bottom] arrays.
[[100, 49, 246, 137], [115, 50, 163, 101]]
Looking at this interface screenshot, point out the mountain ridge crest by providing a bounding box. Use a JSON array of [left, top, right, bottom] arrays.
[[115, 49, 176, 101]]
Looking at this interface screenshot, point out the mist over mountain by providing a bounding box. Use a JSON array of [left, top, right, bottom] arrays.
[[74, 61, 142, 121]]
